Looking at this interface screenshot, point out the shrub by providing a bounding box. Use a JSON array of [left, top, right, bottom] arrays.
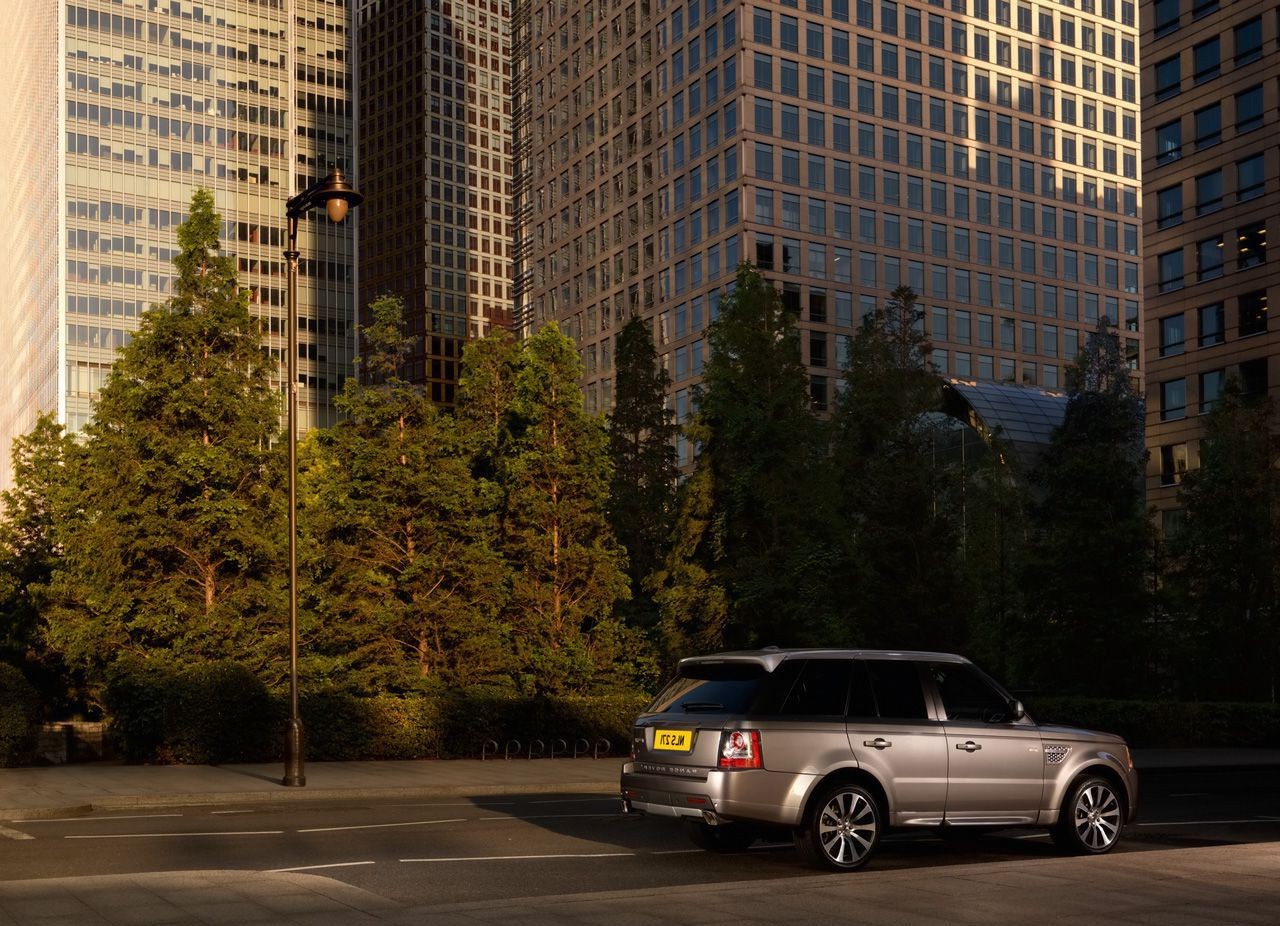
[[0, 663, 40, 767]]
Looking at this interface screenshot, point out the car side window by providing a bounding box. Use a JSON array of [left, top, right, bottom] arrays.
[[864, 660, 930, 720], [777, 659, 852, 717], [847, 659, 877, 719], [929, 663, 1013, 723]]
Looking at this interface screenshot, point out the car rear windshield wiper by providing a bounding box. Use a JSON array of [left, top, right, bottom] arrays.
[[681, 701, 725, 712]]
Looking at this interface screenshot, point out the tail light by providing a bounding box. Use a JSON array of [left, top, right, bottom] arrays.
[[718, 730, 763, 769]]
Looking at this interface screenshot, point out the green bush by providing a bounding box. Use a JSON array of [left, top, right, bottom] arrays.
[[1028, 696, 1280, 749], [0, 663, 40, 767], [105, 660, 275, 763]]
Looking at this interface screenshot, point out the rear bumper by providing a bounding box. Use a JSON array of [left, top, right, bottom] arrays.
[[620, 761, 814, 827]]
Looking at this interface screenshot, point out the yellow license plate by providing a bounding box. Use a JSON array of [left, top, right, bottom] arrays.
[[653, 729, 694, 751]]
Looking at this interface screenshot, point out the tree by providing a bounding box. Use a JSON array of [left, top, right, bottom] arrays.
[[1019, 317, 1151, 696], [831, 285, 967, 651], [40, 188, 286, 692], [1168, 380, 1279, 701], [500, 322, 638, 694], [657, 265, 836, 652], [0, 415, 81, 709], [456, 328, 521, 482], [303, 296, 511, 694], [607, 316, 678, 630]]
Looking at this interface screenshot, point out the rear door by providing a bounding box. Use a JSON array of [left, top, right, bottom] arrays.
[[926, 661, 1044, 824], [752, 658, 856, 776], [848, 659, 949, 826]]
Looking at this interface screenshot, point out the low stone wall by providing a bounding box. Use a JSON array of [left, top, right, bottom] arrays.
[[37, 722, 110, 764]]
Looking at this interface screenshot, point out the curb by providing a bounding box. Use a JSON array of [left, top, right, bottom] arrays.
[[1, 779, 620, 821]]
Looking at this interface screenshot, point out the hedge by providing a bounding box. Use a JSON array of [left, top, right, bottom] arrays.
[[1028, 697, 1280, 749], [0, 663, 40, 767], [103, 662, 650, 764]]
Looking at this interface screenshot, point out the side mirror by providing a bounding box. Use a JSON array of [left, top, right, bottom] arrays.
[[1009, 700, 1026, 721]]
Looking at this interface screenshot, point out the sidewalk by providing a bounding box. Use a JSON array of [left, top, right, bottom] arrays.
[[1, 842, 1277, 925], [0, 748, 1276, 821]]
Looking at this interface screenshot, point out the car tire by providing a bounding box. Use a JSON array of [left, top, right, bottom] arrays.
[[795, 783, 882, 871], [683, 818, 757, 853], [1052, 775, 1124, 855]]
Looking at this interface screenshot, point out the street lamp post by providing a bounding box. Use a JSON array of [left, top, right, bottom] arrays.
[[282, 166, 362, 788]]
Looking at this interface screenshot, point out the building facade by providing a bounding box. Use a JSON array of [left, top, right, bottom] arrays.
[[1142, 0, 1277, 525], [0, 0, 356, 489], [356, 0, 513, 405], [514, 0, 1144, 456]]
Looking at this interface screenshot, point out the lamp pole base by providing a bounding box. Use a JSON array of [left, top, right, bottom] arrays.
[[283, 717, 306, 787]]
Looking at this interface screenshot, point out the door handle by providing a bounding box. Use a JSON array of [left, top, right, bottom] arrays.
[[863, 738, 892, 749], [956, 741, 982, 752]]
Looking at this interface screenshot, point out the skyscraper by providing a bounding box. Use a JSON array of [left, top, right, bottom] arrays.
[[0, 0, 356, 489], [1142, 0, 1276, 526], [514, 0, 1144, 456], [357, 0, 513, 404]]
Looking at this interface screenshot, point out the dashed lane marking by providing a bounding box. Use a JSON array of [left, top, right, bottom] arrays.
[[65, 830, 283, 839], [401, 852, 634, 863], [21, 814, 182, 823], [268, 861, 376, 872], [298, 817, 465, 833], [1137, 818, 1280, 826], [0, 824, 33, 841]]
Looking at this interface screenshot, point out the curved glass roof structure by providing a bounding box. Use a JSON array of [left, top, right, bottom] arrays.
[[941, 380, 1069, 470]]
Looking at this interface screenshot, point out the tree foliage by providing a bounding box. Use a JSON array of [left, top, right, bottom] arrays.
[[1167, 381, 1279, 701], [303, 296, 511, 695], [607, 316, 678, 629], [39, 188, 286, 694], [1019, 318, 1151, 696]]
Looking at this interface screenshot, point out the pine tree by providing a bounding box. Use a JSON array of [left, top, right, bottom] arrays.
[[1168, 380, 1279, 701], [41, 188, 285, 691], [456, 329, 521, 481], [1019, 317, 1151, 696], [657, 265, 836, 651], [500, 322, 637, 694], [607, 316, 678, 629], [832, 285, 967, 651], [303, 296, 511, 694]]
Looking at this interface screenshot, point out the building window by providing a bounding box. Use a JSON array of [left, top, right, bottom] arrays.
[[1237, 154, 1265, 202], [1154, 55, 1181, 100], [1197, 236, 1224, 282], [1192, 37, 1219, 83], [1159, 314, 1185, 357], [1234, 17, 1263, 65], [1199, 369, 1225, 413], [756, 233, 775, 270], [1154, 0, 1180, 35], [1155, 120, 1181, 164], [1161, 379, 1187, 421], [1193, 103, 1220, 149], [1195, 169, 1222, 215], [1156, 185, 1183, 229], [1199, 303, 1225, 347], [1237, 222, 1266, 269], [1158, 249, 1184, 293], [1160, 444, 1189, 486], [1239, 357, 1269, 398], [1236, 85, 1264, 133], [1239, 289, 1268, 337]]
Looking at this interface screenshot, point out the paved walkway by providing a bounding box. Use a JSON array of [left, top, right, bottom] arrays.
[[1, 748, 1277, 821], [1, 842, 1277, 925]]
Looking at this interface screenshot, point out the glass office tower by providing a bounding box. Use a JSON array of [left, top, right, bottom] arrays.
[[0, 0, 355, 489], [514, 0, 1144, 458]]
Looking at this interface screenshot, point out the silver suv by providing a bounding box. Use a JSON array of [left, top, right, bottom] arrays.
[[620, 649, 1137, 871]]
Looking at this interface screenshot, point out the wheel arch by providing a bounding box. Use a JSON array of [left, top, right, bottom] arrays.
[[1061, 763, 1132, 822], [798, 766, 890, 829]]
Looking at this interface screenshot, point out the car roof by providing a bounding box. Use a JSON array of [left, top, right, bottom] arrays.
[[678, 648, 970, 673]]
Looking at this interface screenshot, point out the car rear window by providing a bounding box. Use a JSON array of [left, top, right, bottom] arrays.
[[647, 662, 773, 714]]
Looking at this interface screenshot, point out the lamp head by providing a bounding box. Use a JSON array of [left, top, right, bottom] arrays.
[[312, 166, 363, 223]]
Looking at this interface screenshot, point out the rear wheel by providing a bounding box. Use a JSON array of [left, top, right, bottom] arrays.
[[1053, 775, 1124, 855], [683, 818, 757, 853], [795, 783, 882, 871]]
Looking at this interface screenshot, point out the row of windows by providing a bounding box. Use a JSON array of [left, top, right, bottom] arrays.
[[1153, 27, 1267, 103], [1157, 292, 1269, 360], [1156, 222, 1269, 294], [1152, 92, 1269, 167], [1155, 155, 1268, 230]]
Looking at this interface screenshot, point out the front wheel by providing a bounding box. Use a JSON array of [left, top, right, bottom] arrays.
[[1053, 776, 1124, 855], [795, 783, 882, 871], [683, 818, 757, 853]]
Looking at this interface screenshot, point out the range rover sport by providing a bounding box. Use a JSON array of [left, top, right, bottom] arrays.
[[620, 649, 1137, 871]]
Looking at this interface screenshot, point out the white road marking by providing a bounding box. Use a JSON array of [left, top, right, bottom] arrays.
[[0, 824, 34, 841], [1137, 818, 1280, 827], [401, 852, 634, 862], [298, 817, 465, 833], [267, 861, 376, 872], [650, 849, 703, 855], [22, 814, 182, 823], [476, 813, 621, 821], [210, 810, 256, 815], [65, 830, 283, 839]]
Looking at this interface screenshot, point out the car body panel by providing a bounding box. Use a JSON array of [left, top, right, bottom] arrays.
[[847, 719, 949, 826]]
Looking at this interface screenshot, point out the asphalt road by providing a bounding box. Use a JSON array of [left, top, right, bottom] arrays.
[[2, 769, 1277, 907]]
